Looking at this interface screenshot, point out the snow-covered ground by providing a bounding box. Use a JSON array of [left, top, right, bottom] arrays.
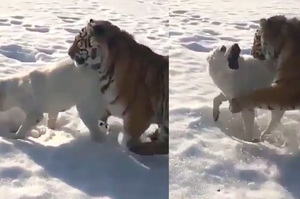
[[170, 0, 300, 199], [0, 0, 168, 199]]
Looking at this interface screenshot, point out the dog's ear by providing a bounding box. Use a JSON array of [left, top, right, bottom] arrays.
[[228, 43, 241, 70], [220, 45, 226, 53], [232, 43, 241, 56]]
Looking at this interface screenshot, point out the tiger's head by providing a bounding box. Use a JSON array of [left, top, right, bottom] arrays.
[[251, 29, 265, 60], [68, 19, 114, 69], [252, 15, 288, 60]]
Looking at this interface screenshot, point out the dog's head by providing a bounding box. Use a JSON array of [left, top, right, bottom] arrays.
[[206, 45, 227, 65], [207, 44, 241, 70]]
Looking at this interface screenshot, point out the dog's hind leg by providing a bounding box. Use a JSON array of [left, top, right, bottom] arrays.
[[260, 110, 285, 140], [12, 79, 44, 139], [47, 112, 59, 130], [11, 111, 44, 139], [213, 92, 227, 121]]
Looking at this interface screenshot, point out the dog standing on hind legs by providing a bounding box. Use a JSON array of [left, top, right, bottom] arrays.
[[207, 43, 284, 142]]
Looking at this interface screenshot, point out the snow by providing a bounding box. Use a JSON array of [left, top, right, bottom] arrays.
[[170, 0, 300, 199], [0, 0, 168, 199]]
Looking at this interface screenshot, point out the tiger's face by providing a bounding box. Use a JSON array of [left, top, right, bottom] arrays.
[[257, 16, 287, 60], [251, 29, 265, 60], [68, 19, 108, 69]]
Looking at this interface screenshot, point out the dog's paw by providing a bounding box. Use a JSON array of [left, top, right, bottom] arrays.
[[32, 126, 47, 138], [31, 129, 40, 138], [213, 109, 220, 121]]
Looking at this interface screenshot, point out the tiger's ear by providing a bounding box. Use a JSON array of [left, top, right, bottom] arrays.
[[232, 43, 241, 55], [259, 18, 267, 27], [89, 19, 95, 23]]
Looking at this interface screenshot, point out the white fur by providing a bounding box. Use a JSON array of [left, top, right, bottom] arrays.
[[0, 57, 109, 140], [207, 45, 284, 141]]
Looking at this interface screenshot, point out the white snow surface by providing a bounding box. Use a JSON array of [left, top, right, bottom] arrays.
[[0, 0, 168, 199], [170, 0, 300, 199]]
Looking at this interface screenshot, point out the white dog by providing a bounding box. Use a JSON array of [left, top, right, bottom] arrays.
[[0, 57, 109, 140], [207, 43, 284, 141]]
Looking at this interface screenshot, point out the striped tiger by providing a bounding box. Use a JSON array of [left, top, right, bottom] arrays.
[[68, 19, 169, 155], [230, 15, 300, 114], [251, 28, 266, 61]]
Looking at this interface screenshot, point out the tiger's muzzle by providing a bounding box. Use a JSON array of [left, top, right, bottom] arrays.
[[68, 42, 78, 60]]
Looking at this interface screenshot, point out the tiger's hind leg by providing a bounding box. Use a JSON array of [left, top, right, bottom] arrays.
[[148, 129, 159, 142], [124, 112, 169, 155], [122, 103, 168, 155], [260, 110, 285, 140], [124, 111, 151, 154], [142, 125, 169, 155]]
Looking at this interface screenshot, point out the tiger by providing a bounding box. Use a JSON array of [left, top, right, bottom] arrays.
[[251, 28, 266, 61], [68, 19, 169, 155], [230, 15, 300, 138]]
